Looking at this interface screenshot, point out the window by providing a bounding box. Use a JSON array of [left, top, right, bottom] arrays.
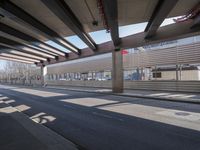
[[153, 72, 162, 78]]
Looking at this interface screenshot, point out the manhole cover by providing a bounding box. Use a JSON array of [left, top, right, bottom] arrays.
[[175, 112, 190, 116]]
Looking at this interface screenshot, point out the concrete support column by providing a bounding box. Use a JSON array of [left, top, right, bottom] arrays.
[[180, 64, 182, 80], [41, 66, 45, 86], [112, 49, 123, 93], [176, 64, 179, 81]]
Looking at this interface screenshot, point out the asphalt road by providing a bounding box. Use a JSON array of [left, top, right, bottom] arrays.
[[0, 85, 200, 150]]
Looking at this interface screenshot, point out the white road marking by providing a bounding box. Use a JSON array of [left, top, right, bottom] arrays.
[[156, 110, 200, 121], [99, 103, 200, 131]]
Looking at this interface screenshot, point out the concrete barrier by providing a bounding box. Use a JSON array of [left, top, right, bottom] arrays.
[[46, 80, 200, 93]]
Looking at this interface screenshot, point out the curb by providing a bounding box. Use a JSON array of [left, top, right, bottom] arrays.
[[114, 93, 200, 104], [46, 86, 200, 104]]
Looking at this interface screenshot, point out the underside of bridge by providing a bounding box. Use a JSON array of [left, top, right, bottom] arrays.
[[0, 0, 200, 92]]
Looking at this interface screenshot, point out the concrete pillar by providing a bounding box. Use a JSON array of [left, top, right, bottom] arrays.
[[155, 65, 157, 80], [176, 64, 179, 81], [41, 65, 45, 86], [179, 64, 182, 80], [136, 67, 140, 80], [112, 49, 123, 93]]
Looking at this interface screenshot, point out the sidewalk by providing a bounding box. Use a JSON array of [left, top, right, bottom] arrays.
[[46, 85, 200, 104], [0, 98, 79, 150]]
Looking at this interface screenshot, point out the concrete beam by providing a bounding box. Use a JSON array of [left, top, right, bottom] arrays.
[[0, 48, 41, 62], [191, 15, 200, 29], [145, 0, 179, 38], [41, 0, 97, 51], [0, 45, 47, 61], [0, 22, 66, 56], [37, 40, 115, 66], [122, 21, 200, 49], [101, 0, 120, 47], [0, 53, 39, 63], [0, 36, 55, 59], [0, 55, 34, 64], [0, 0, 80, 55], [37, 21, 200, 66]]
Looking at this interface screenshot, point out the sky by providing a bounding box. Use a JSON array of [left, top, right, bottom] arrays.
[[0, 16, 179, 68], [44, 16, 178, 52]]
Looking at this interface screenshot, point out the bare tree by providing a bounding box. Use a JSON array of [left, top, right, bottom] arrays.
[[0, 61, 41, 85]]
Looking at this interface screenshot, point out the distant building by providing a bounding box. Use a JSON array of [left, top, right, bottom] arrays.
[[152, 66, 200, 80]]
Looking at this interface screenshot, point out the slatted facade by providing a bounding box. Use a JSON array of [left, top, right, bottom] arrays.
[[45, 41, 200, 92], [47, 41, 200, 74], [124, 42, 200, 68]]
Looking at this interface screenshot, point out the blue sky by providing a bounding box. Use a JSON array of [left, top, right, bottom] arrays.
[[0, 16, 179, 68], [45, 16, 178, 52]]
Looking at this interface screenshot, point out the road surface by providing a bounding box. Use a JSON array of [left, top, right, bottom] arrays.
[[0, 85, 200, 150]]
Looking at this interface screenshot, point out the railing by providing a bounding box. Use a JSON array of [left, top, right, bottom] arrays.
[[124, 80, 200, 92], [1, 79, 199, 93], [47, 80, 112, 88], [46, 80, 200, 93], [0, 79, 42, 86]]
